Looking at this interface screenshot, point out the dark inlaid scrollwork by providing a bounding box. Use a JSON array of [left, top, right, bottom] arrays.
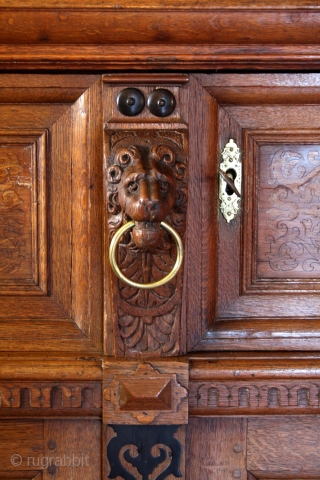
[[107, 425, 183, 480]]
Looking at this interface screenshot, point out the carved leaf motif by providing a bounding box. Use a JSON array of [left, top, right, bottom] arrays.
[[117, 305, 179, 355]]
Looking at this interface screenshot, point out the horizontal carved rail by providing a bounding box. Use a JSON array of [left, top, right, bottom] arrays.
[[1, 355, 320, 417], [189, 355, 320, 415]]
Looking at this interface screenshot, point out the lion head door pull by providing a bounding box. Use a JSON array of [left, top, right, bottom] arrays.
[[107, 141, 185, 290]]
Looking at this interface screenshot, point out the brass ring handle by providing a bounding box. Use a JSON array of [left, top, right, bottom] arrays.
[[109, 220, 184, 290]]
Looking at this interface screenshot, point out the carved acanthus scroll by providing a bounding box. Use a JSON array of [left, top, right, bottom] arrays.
[[106, 130, 188, 356], [258, 147, 320, 277]]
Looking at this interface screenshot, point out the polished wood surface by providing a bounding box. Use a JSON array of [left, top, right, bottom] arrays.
[[189, 353, 320, 415], [186, 418, 246, 480], [2, 2, 320, 70], [104, 78, 188, 357]]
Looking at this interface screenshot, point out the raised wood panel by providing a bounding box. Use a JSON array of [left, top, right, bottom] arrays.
[[0, 75, 103, 352], [103, 359, 188, 425], [0, 132, 46, 295], [188, 73, 320, 351]]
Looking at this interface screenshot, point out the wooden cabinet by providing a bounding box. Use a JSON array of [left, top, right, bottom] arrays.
[[2, 2, 320, 479]]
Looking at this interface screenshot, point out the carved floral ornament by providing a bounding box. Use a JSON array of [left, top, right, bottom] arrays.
[[106, 131, 188, 356]]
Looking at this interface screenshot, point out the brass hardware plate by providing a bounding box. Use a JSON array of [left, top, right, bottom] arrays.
[[219, 139, 242, 223]]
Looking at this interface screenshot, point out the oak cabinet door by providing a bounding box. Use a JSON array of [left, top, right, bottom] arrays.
[[0, 75, 103, 352], [188, 73, 320, 352]]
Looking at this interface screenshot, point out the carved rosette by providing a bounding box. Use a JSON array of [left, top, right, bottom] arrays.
[[106, 130, 188, 357]]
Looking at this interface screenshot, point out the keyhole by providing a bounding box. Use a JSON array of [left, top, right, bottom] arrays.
[[225, 168, 237, 195]]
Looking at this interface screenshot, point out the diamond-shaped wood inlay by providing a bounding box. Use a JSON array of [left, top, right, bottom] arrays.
[[103, 360, 188, 425]]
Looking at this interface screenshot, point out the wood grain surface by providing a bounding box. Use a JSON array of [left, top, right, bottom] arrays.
[[248, 417, 320, 478], [1, 5, 320, 70], [186, 418, 246, 480]]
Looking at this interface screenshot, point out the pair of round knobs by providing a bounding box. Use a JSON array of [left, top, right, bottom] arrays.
[[117, 88, 176, 117]]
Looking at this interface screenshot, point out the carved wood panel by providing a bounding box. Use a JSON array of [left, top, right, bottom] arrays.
[[106, 130, 188, 357], [258, 144, 320, 279], [189, 354, 320, 416]]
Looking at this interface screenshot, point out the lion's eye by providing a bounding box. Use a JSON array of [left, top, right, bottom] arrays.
[[117, 151, 132, 166], [127, 181, 139, 194], [160, 181, 169, 192]]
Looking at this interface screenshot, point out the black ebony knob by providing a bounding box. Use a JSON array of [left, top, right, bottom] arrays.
[[147, 89, 176, 117], [117, 88, 145, 116]]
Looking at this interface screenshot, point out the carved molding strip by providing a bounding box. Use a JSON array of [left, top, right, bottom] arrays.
[[0, 382, 101, 415], [190, 381, 320, 414], [189, 355, 320, 415]]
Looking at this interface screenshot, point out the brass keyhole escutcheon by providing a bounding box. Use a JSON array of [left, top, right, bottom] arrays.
[[219, 139, 242, 222]]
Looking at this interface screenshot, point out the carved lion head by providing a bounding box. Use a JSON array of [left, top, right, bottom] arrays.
[[107, 137, 187, 249]]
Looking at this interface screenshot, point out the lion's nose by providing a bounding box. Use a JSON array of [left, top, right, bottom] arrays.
[[138, 181, 160, 209]]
